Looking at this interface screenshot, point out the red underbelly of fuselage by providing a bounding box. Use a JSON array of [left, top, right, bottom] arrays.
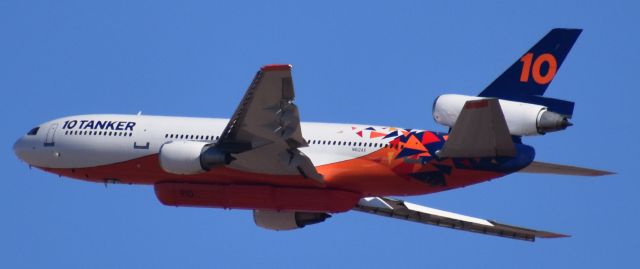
[[41, 153, 507, 211]]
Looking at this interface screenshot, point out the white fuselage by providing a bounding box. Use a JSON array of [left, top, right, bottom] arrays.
[[14, 114, 404, 170]]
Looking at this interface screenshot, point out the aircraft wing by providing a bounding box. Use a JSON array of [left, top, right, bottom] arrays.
[[217, 64, 322, 182], [354, 197, 567, 241]]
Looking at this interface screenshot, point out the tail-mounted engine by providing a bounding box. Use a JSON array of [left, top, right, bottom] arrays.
[[433, 94, 572, 136]]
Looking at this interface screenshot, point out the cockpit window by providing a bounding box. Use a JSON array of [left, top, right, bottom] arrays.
[[27, 127, 39, 136]]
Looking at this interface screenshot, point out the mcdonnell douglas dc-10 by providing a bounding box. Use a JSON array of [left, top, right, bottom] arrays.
[[13, 28, 612, 241]]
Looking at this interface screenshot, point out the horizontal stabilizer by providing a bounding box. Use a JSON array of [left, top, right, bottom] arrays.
[[354, 197, 567, 241], [520, 161, 614, 176], [438, 99, 516, 158]]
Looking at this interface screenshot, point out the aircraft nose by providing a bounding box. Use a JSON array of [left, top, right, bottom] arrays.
[[13, 137, 26, 161], [13, 136, 33, 163]]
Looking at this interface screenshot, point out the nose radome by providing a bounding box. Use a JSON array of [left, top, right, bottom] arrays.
[[13, 137, 28, 162]]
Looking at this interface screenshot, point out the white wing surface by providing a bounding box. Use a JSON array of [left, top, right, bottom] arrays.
[[217, 64, 322, 182], [354, 197, 568, 241]]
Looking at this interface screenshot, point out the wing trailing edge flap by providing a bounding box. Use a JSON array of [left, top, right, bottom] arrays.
[[520, 161, 614, 176], [438, 99, 516, 158], [354, 197, 567, 242], [217, 64, 322, 183]]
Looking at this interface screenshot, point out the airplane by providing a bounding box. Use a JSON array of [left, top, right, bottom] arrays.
[[13, 28, 613, 242]]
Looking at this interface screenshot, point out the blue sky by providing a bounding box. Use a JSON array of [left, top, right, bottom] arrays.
[[1, 1, 637, 268]]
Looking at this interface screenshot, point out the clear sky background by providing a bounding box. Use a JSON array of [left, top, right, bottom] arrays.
[[1, 1, 638, 268]]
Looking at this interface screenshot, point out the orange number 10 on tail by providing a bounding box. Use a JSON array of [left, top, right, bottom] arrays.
[[519, 52, 558, 85]]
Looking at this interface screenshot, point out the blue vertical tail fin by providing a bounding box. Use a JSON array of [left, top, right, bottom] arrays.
[[478, 28, 582, 116]]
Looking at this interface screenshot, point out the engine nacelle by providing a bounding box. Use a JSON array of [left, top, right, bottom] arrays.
[[432, 94, 571, 136], [159, 141, 210, 175], [159, 141, 231, 175], [253, 210, 331, 231]]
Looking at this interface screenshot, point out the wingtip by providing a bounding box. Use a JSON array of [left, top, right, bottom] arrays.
[[537, 231, 571, 239], [261, 64, 292, 71], [595, 171, 616, 176]]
